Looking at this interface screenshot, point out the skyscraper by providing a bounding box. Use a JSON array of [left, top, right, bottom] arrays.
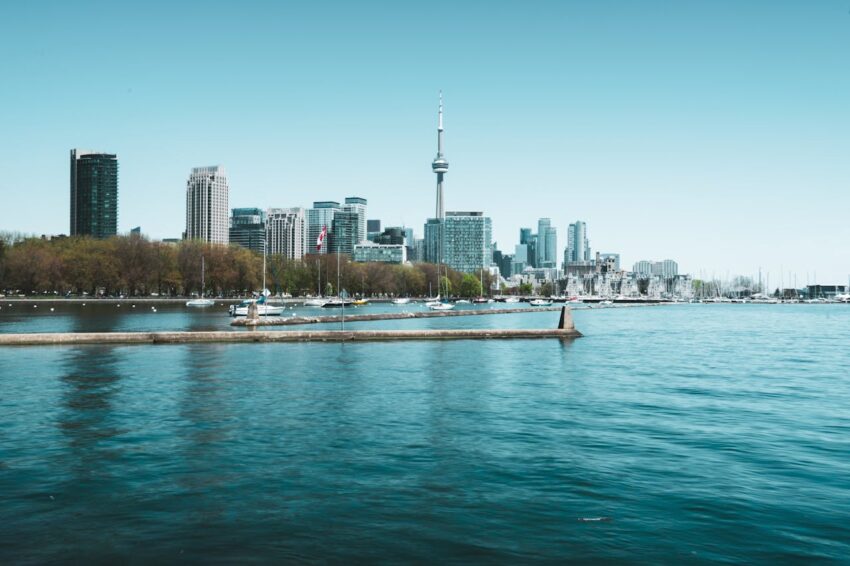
[[230, 208, 266, 253], [70, 149, 118, 238], [343, 197, 367, 243], [330, 210, 360, 255], [441, 211, 492, 273], [565, 221, 590, 265], [266, 207, 306, 259], [536, 218, 557, 269], [307, 201, 340, 255], [185, 166, 229, 244]]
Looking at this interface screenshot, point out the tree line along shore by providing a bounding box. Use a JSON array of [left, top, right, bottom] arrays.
[[0, 234, 502, 299]]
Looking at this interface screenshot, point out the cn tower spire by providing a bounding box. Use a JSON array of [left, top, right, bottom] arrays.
[[432, 91, 449, 220]]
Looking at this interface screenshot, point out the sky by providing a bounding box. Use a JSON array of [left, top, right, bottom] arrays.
[[1, 0, 848, 284]]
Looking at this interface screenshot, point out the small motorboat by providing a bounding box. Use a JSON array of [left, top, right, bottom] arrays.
[[186, 298, 215, 307], [529, 299, 552, 307], [428, 302, 455, 311], [504, 296, 520, 304], [455, 299, 471, 304], [304, 298, 327, 307], [352, 298, 369, 306], [322, 299, 354, 308], [392, 297, 411, 305]]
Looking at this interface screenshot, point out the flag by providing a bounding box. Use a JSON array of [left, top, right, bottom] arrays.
[[316, 225, 327, 251]]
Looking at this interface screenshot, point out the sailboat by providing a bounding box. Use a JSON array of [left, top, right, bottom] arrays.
[[228, 243, 284, 316], [186, 256, 215, 307]]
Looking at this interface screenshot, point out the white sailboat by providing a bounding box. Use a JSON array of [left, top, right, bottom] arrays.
[[186, 256, 215, 307], [229, 244, 284, 316]]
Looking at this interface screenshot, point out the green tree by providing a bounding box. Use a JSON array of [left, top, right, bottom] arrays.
[[458, 273, 481, 298]]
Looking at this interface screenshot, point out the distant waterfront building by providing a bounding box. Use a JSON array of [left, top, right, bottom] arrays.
[[514, 243, 528, 265], [331, 210, 360, 255], [130, 226, 141, 236], [652, 259, 678, 279], [367, 219, 382, 242], [307, 201, 340, 255], [70, 149, 119, 239], [185, 166, 229, 244], [230, 208, 266, 254], [343, 197, 368, 243], [633, 260, 653, 277], [266, 207, 306, 259], [536, 218, 557, 269], [413, 238, 425, 262], [424, 218, 441, 264], [373, 227, 406, 246], [565, 221, 590, 266], [442, 211, 492, 273], [599, 253, 621, 271], [353, 242, 407, 264]]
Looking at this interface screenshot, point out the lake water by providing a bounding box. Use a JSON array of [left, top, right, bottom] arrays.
[[1, 304, 848, 562]]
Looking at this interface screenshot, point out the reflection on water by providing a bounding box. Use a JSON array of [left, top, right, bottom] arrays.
[[58, 347, 124, 476]]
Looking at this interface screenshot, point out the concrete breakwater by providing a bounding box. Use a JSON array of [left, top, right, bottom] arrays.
[[231, 306, 566, 326], [0, 328, 581, 346], [0, 306, 581, 346]]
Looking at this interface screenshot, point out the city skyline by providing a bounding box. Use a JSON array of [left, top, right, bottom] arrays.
[[1, 2, 849, 282]]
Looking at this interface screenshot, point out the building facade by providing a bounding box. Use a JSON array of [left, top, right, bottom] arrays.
[[565, 221, 590, 266], [343, 197, 367, 244], [652, 259, 679, 279], [185, 166, 229, 244], [599, 253, 621, 271], [536, 218, 558, 269], [633, 260, 653, 277], [353, 242, 407, 264], [441, 211, 492, 273], [330, 210, 360, 255], [70, 149, 119, 238], [306, 201, 339, 255], [230, 208, 267, 254], [266, 207, 306, 259]]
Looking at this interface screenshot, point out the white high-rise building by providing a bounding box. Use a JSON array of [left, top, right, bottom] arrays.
[[266, 207, 307, 259], [185, 166, 229, 244]]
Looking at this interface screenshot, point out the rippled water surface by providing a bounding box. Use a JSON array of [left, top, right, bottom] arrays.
[[1, 304, 849, 562]]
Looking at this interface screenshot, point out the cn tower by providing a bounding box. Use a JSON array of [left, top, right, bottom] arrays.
[[431, 92, 449, 220]]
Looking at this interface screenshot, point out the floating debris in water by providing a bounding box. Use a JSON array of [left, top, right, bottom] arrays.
[[577, 517, 612, 523]]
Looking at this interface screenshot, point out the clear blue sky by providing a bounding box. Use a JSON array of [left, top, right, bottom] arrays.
[[1, 0, 848, 284]]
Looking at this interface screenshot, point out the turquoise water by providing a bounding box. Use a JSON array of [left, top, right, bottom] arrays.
[[1, 305, 848, 562]]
